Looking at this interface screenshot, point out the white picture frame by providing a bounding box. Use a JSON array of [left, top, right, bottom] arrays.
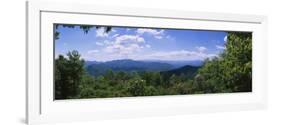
[[26, 1, 267, 124]]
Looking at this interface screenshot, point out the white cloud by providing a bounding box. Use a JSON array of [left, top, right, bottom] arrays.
[[216, 45, 226, 50], [103, 40, 111, 45], [145, 44, 151, 48], [84, 44, 216, 61], [155, 36, 163, 39], [115, 35, 145, 44], [196, 46, 207, 53], [136, 28, 165, 39], [104, 43, 142, 55], [137, 29, 164, 35], [102, 34, 146, 57], [112, 34, 119, 38], [165, 35, 175, 41], [96, 27, 109, 38], [88, 28, 218, 61], [96, 42, 104, 46], [87, 50, 99, 54], [224, 35, 228, 42], [111, 29, 117, 32], [144, 49, 217, 61]]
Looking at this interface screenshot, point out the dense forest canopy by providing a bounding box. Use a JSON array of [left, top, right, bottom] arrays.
[[54, 25, 252, 99]]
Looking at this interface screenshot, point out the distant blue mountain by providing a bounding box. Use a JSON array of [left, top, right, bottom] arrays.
[[86, 59, 174, 76], [142, 60, 204, 68], [85, 61, 101, 66]]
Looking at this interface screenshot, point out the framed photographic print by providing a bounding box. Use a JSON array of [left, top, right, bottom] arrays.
[[26, 1, 267, 124]]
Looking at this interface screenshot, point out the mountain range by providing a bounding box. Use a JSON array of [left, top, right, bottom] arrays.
[[86, 59, 203, 77], [142, 60, 203, 67]]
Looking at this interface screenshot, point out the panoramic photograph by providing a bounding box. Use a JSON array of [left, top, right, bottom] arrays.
[[54, 24, 252, 100]]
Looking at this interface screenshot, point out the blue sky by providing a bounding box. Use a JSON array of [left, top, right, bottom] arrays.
[[55, 25, 227, 61]]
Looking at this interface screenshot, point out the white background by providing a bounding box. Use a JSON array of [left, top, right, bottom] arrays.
[[0, 0, 279, 125]]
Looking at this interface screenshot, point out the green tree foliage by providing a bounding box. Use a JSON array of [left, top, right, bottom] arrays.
[[128, 78, 147, 96], [55, 50, 85, 99], [197, 32, 252, 93]]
